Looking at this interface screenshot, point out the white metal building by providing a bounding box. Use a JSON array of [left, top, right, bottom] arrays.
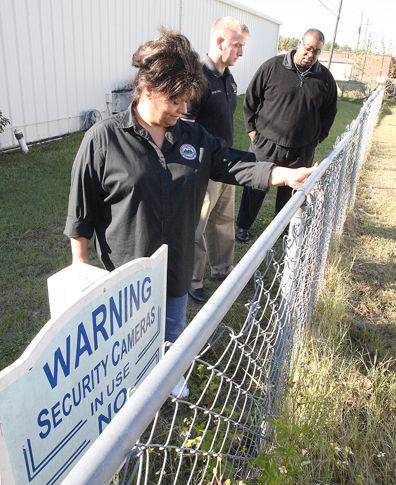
[[0, 0, 281, 150]]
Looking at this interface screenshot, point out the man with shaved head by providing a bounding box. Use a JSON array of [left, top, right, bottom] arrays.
[[236, 29, 337, 243]]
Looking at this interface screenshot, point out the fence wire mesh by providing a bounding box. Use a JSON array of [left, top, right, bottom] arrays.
[[63, 87, 385, 485]]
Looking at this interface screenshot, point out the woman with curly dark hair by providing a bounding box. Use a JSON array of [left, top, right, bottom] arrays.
[[65, 29, 315, 396]]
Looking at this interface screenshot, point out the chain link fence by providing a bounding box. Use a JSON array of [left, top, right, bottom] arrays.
[[63, 87, 385, 485]]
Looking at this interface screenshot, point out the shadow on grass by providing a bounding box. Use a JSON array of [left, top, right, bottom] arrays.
[[340, 210, 396, 365], [377, 98, 396, 125]]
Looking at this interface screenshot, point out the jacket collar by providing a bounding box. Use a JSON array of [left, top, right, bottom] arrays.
[[202, 54, 230, 78], [117, 104, 193, 145], [117, 104, 137, 129], [283, 49, 322, 73]]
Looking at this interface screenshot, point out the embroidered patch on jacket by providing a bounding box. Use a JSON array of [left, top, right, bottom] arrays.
[[231, 82, 237, 94], [180, 144, 197, 160]]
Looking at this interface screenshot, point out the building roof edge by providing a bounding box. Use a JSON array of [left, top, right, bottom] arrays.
[[215, 0, 282, 25]]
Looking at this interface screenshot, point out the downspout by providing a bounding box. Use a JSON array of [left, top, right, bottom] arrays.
[[14, 129, 29, 154]]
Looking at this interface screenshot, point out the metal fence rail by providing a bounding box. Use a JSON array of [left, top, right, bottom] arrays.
[[62, 87, 385, 485]]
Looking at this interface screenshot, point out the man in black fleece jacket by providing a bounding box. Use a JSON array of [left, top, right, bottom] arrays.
[[236, 29, 337, 243]]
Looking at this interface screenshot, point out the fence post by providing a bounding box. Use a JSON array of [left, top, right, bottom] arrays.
[[348, 111, 367, 210], [280, 206, 306, 316], [333, 145, 349, 237], [266, 206, 307, 414], [258, 206, 307, 449]]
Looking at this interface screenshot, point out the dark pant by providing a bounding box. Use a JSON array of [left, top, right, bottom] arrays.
[[237, 134, 316, 229]]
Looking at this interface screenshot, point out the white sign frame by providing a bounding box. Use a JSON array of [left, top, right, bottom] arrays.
[[0, 245, 167, 485]]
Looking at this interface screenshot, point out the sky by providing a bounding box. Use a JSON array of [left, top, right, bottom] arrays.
[[238, 0, 396, 55]]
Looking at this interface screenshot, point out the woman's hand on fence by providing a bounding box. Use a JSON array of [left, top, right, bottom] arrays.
[[288, 163, 318, 189], [269, 163, 318, 189]]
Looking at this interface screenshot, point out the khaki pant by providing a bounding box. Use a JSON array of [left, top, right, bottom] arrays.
[[190, 180, 235, 290]]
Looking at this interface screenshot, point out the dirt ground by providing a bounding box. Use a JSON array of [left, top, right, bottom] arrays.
[[343, 102, 396, 359]]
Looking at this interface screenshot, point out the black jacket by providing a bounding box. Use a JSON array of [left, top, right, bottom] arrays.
[[64, 107, 274, 297], [243, 50, 338, 148], [184, 55, 237, 147]]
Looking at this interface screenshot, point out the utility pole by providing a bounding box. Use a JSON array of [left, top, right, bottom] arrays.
[[327, 0, 343, 69], [360, 19, 372, 80], [356, 11, 363, 51], [352, 12, 363, 79]]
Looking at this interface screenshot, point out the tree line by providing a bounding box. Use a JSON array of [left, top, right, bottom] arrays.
[[278, 36, 353, 53], [279, 36, 394, 56]]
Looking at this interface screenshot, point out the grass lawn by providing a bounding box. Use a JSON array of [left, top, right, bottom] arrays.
[[0, 133, 83, 367], [0, 95, 362, 370]]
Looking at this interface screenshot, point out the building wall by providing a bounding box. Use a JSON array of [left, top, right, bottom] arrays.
[[320, 50, 392, 81], [0, 0, 280, 149], [360, 53, 392, 80]]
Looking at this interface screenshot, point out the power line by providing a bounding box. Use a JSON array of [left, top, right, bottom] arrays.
[[317, 0, 362, 34], [317, 0, 367, 48], [317, 0, 338, 16]]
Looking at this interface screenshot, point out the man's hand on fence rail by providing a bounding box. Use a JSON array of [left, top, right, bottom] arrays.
[[269, 163, 318, 189]]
